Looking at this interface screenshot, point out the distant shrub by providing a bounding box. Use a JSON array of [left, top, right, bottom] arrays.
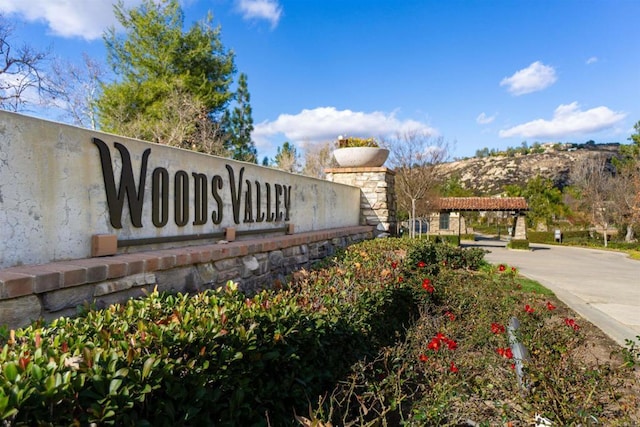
[[528, 231, 553, 243], [418, 235, 461, 246], [405, 240, 487, 275], [528, 230, 590, 244], [507, 239, 530, 250]]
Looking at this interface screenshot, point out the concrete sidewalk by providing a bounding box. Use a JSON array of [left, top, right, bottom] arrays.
[[464, 237, 640, 348]]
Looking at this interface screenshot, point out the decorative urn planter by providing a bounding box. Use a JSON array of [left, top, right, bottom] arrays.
[[332, 147, 390, 167]]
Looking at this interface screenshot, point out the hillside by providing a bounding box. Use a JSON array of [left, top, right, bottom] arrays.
[[438, 143, 620, 195]]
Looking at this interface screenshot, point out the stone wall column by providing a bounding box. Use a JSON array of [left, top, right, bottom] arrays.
[[513, 213, 527, 240], [325, 167, 397, 235]]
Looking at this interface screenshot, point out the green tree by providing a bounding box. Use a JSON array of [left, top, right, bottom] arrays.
[[475, 147, 490, 158], [504, 176, 567, 230], [97, 0, 235, 153], [222, 73, 257, 162], [273, 142, 300, 173], [438, 175, 474, 197], [614, 121, 640, 170]]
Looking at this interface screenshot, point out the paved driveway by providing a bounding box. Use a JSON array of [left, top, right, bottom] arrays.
[[463, 237, 640, 347]]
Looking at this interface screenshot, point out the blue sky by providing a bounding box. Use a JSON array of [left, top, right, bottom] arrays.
[[1, 0, 638, 160]]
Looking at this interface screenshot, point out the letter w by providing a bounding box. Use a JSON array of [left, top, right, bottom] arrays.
[[93, 138, 150, 228]]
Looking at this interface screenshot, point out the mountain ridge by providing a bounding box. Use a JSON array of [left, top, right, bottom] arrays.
[[438, 143, 620, 195]]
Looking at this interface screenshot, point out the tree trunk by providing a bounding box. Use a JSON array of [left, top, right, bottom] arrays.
[[603, 223, 608, 248], [625, 224, 635, 242], [411, 198, 416, 239]]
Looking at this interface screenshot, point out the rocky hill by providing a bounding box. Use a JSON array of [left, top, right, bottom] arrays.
[[438, 143, 620, 195]]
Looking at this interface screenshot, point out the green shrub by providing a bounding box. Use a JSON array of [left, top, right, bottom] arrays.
[[528, 231, 554, 243], [608, 241, 640, 251], [418, 234, 461, 246], [404, 240, 487, 275], [507, 239, 530, 250], [0, 239, 427, 426], [528, 230, 591, 244]]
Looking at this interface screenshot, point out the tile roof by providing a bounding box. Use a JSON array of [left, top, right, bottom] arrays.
[[436, 197, 528, 212]]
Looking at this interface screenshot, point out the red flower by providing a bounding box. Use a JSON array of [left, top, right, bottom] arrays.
[[511, 267, 517, 272], [449, 361, 459, 373], [422, 278, 434, 293], [546, 301, 556, 311], [391, 261, 398, 269], [445, 311, 455, 321], [524, 304, 534, 314], [427, 338, 441, 351], [398, 276, 404, 283], [419, 354, 428, 363], [446, 339, 458, 350], [417, 261, 427, 268], [436, 332, 446, 341], [491, 322, 505, 334], [498, 264, 506, 272], [511, 363, 516, 370], [497, 347, 513, 359], [564, 318, 580, 331]]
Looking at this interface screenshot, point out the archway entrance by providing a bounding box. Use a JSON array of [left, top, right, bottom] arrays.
[[434, 197, 529, 241]]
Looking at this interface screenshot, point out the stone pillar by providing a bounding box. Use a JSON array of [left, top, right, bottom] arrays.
[[513, 213, 527, 240], [325, 167, 397, 235]]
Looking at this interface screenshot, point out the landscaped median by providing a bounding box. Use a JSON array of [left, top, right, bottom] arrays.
[[1, 239, 638, 425]]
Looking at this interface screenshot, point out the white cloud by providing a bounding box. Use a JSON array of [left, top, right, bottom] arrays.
[[0, 1, 283, 39], [236, 0, 282, 28], [253, 106, 436, 150], [0, 0, 143, 40], [476, 112, 496, 125], [586, 56, 598, 65], [500, 61, 557, 96], [499, 102, 626, 139]]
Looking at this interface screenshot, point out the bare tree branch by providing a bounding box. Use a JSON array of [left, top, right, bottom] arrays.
[[302, 141, 336, 179], [569, 154, 615, 246], [47, 53, 104, 129], [384, 130, 451, 238], [0, 16, 53, 112]]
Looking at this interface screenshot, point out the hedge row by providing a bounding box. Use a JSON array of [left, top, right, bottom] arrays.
[[528, 230, 590, 243], [507, 239, 530, 250]]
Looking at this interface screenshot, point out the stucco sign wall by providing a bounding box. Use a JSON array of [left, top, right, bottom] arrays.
[[0, 111, 360, 269]]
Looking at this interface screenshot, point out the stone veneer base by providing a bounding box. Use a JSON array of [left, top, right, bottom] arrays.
[[0, 226, 374, 329]]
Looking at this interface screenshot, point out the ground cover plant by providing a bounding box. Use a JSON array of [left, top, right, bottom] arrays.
[[305, 242, 640, 426], [1, 238, 638, 425]]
